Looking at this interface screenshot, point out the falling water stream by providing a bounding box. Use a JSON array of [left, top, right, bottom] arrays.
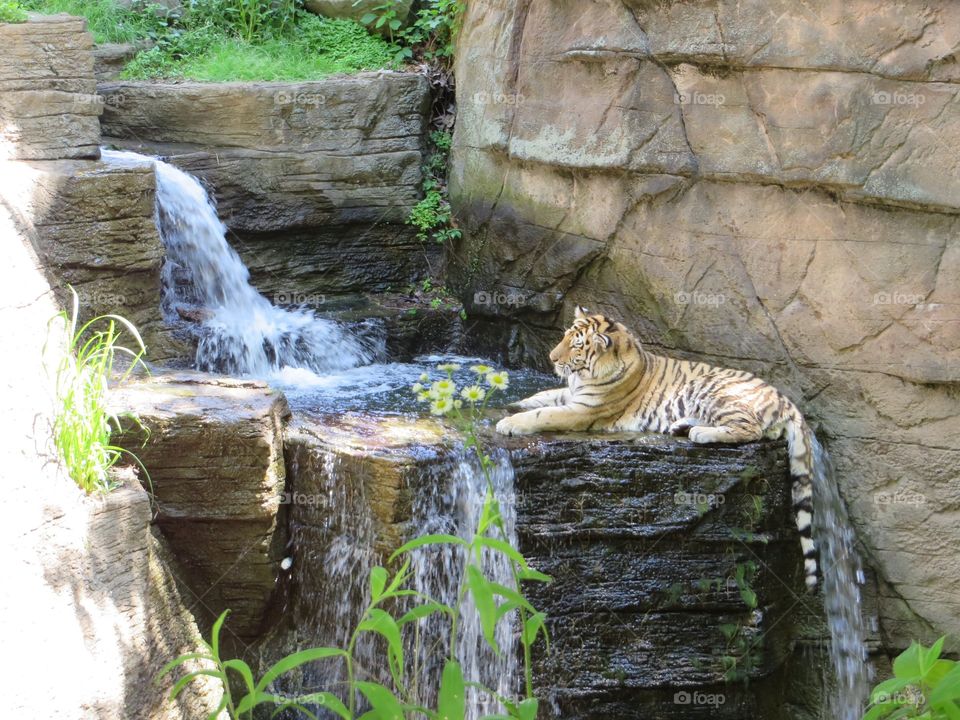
[[102, 149, 378, 377], [112, 148, 870, 718], [810, 437, 871, 720]]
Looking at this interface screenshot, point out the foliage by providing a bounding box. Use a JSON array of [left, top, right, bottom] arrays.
[[863, 637, 960, 720], [408, 130, 461, 244], [20, 0, 170, 41], [0, 0, 27, 22], [124, 15, 398, 81], [162, 363, 551, 718], [360, 0, 465, 67], [47, 288, 149, 493]]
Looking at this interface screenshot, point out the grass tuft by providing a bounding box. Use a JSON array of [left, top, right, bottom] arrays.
[[48, 288, 150, 494]]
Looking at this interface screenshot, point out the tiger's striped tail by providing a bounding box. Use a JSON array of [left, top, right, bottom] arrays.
[[784, 404, 819, 591]]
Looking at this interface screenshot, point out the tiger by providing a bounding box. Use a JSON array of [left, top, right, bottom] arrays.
[[495, 306, 819, 590]]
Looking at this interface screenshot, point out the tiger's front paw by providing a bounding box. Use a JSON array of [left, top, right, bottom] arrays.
[[495, 415, 530, 436]]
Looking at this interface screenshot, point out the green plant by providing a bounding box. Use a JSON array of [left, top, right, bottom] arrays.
[[0, 0, 28, 22], [21, 0, 171, 42], [863, 637, 960, 719], [162, 363, 551, 719], [408, 131, 461, 244], [360, 0, 465, 67], [47, 288, 149, 493]]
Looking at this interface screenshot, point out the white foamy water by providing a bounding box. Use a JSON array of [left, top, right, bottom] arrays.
[[407, 450, 520, 718], [102, 149, 379, 378], [811, 436, 871, 720]]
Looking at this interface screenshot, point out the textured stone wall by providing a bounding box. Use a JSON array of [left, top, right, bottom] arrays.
[[0, 14, 102, 159], [448, 0, 960, 653]]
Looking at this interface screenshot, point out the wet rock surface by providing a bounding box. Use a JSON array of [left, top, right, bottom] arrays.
[[449, 0, 960, 652], [509, 434, 801, 719], [111, 372, 291, 640]]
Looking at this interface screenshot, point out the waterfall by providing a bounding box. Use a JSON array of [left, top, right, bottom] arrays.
[[101, 149, 378, 378], [811, 436, 871, 720], [407, 449, 520, 717], [283, 442, 520, 717]]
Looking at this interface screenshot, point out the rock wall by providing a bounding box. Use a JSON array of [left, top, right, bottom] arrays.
[[99, 77, 439, 298], [0, 197, 222, 720], [514, 435, 801, 719], [448, 0, 960, 653], [111, 373, 292, 642], [0, 14, 102, 160]]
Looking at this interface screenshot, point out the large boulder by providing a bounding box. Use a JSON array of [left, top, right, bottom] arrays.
[[448, 0, 960, 653], [0, 14, 101, 159], [303, 0, 412, 27], [111, 373, 292, 641], [0, 152, 186, 363]]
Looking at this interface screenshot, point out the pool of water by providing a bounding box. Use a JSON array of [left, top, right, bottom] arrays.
[[272, 353, 556, 417]]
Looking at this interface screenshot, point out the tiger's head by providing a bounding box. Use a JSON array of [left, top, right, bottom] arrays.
[[549, 306, 634, 381]]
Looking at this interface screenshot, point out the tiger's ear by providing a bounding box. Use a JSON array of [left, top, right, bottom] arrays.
[[574, 305, 589, 320], [593, 332, 612, 350]]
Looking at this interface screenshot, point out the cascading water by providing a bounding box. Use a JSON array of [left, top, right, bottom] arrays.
[[281, 438, 520, 718], [406, 449, 520, 717], [101, 149, 379, 377], [810, 436, 871, 720]]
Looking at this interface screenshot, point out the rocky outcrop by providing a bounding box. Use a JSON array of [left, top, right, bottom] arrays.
[[99, 76, 435, 296], [0, 14, 101, 159], [111, 373, 291, 641], [304, 0, 412, 26], [1, 152, 186, 362], [449, 0, 960, 652], [98, 77, 429, 233], [1, 203, 222, 720], [513, 435, 803, 718]]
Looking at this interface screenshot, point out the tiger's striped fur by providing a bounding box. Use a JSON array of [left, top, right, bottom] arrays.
[[495, 306, 819, 590]]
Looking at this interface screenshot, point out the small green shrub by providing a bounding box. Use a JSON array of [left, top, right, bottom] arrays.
[[863, 637, 960, 719], [361, 0, 465, 67], [48, 288, 149, 493], [408, 130, 461, 244], [0, 0, 28, 22]]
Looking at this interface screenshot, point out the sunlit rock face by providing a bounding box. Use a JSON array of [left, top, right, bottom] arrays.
[[111, 372, 292, 641], [0, 153, 187, 362], [449, 0, 960, 653], [98, 76, 439, 298], [0, 14, 102, 160]]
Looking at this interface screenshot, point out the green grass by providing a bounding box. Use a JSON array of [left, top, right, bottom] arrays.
[[20, 0, 167, 42], [48, 288, 149, 494], [24, 0, 399, 80], [123, 16, 399, 81], [0, 0, 28, 22]]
